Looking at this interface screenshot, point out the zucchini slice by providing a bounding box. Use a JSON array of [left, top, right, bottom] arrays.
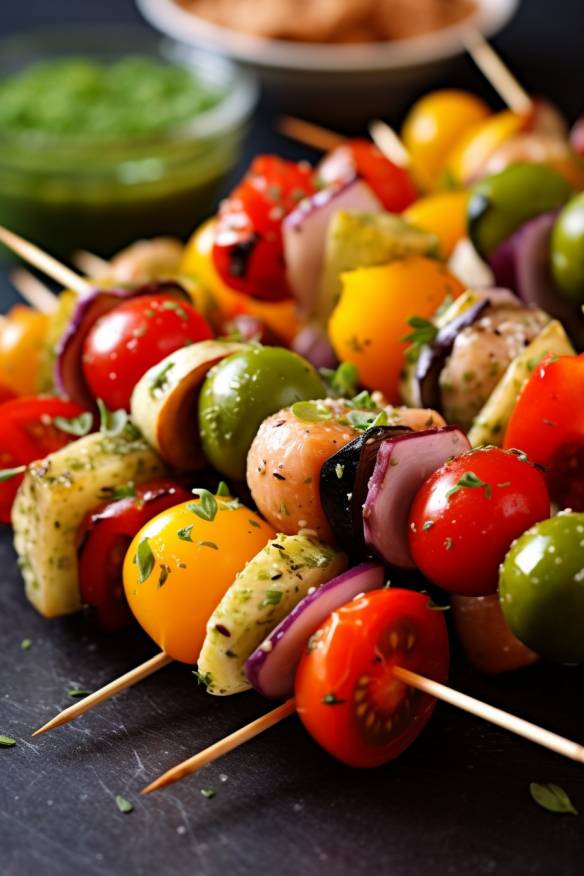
[[12, 431, 164, 618], [197, 533, 347, 696], [130, 340, 246, 470]]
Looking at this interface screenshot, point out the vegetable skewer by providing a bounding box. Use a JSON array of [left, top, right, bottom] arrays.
[[0, 225, 90, 296], [10, 268, 58, 314], [142, 666, 584, 795]]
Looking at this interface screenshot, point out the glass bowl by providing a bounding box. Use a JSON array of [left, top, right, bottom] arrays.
[[0, 26, 257, 260]]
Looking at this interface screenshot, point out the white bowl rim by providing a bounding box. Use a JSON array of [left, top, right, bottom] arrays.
[[137, 0, 519, 72]]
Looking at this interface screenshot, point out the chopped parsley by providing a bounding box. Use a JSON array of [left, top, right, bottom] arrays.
[[0, 465, 27, 483], [530, 782, 578, 815], [197, 540, 218, 550], [193, 669, 213, 687], [68, 689, 91, 699], [446, 471, 492, 500], [200, 788, 216, 799], [148, 361, 175, 398], [335, 463, 344, 479], [0, 735, 16, 747], [157, 564, 170, 588], [177, 524, 194, 542], [100, 481, 136, 501], [161, 299, 189, 321], [20, 638, 32, 650], [319, 361, 359, 398], [322, 693, 345, 706], [115, 796, 134, 814], [291, 401, 332, 423], [135, 538, 155, 583], [53, 411, 93, 437], [403, 316, 438, 363], [97, 399, 130, 437], [216, 480, 230, 497], [261, 590, 283, 607], [188, 489, 218, 522]]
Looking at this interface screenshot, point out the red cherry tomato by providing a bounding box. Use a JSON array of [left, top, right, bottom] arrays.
[[0, 396, 90, 524], [77, 478, 191, 631], [504, 353, 584, 510], [82, 294, 213, 411], [295, 589, 449, 768], [0, 383, 16, 404], [212, 155, 315, 302], [408, 447, 550, 596], [347, 139, 418, 212]]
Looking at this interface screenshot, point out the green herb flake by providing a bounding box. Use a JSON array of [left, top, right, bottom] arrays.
[[97, 399, 129, 437], [135, 538, 155, 584], [322, 692, 345, 706], [188, 489, 218, 522], [148, 361, 175, 398], [422, 521, 434, 531], [193, 669, 213, 687], [115, 796, 134, 814], [291, 401, 332, 423], [403, 316, 438, 363], [157, 564, 170, 588], [68, 689, 91, 699], [100, 481, 136, 501], [197, 540, 218, 550], [529, 783, 578, 815], [177, 524, 194, 542], [248, 519, 260, 528], [335, 463, 344, 479], [220, 498, 242, 511], [53, 412, 93, 437], [321, 361, 359, 398], [201, 788, 216, 799], [20, 638, 32, 650], [350, 390, 377, 411], [162, 300, 189, 321], [216, 480, 230, 497], [444, 537, 453, 551], [0, 735, 16, 747], [0, 465, 27, 483], [446, 471, 492, 500], [261, 590, 283, 607]]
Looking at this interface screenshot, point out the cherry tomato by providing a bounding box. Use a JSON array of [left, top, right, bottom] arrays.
[[0, 395, 90, 523], [77, 478, 191, 632], [82, 294, 213, 411], [295, 589, 449, 768], [504, 353, 584, 510], [212, 155, 315, 302], [0, 383, 16, 404], [123, 495, 276, 663], [408, 447, 550, 596], [0, 305, 48, 396]]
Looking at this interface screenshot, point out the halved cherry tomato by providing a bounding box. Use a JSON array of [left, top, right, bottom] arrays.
[[0, 305, 48, 396], [322, 139, 418, 212], [0, 395, 90, 523], [408, 447, 550, 596], [212, 155, 315, 302], [82, 293, 213, 411], [503, 353, 584, 510], [77, 479, 192, 631], [295, 589, 449, 768]]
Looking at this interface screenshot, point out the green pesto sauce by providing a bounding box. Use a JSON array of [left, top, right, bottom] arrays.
[[0, 56, 219, 139]]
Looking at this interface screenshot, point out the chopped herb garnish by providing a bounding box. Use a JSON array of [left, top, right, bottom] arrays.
[[20, 638, 32, 650], [261, 590, 283, 607], [319, 361, 359, 398], [201, 788, 216, 799], [248, 519, 260, 528], [194, 669, 213, 687], [157, 564, 170, 588], [349, 390, 377, 411], [220, 497, 242, 511], [530, 782, 578, 815], [68, 689, 91, 699], [0, 735, 16, 747], [177, 524, 194, 542], [446, 471, 492, 499], [216, 480, 230, 497], [371, 410, 389, 427], [291, 401, 332, 422], [115, 796, 134, 814], [100, 481, 136, 501], [335, 463, 344, 479], [444, 537, 453, 551], [0, 464, 27, 483], [189, 489, 218, 522], [148, 361, 175, 398], [162, 300, 189, 320], [198, 540, 218, 550], [403, 316, 438, 363], [53, 412, 93, 437], [422, 521, 434, 531], [97, 399, 129, 437], [508, 448, 529, 462], [135, 538, 155, 583], [322, 693, 345, 706], [347, 410, 380, 431]]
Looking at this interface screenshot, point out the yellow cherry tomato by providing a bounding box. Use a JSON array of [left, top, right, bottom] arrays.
[[444, 110, 527, 187], [123, 496, 276, 663], [0, 305, 48, 396], [328, 257, 464, 402], [401, 90, 491, 191], [181, 219, 300, 344], [403, 190, 469, 258]]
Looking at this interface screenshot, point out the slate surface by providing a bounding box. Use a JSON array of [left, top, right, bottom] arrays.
[[1, 2, 584, 874]]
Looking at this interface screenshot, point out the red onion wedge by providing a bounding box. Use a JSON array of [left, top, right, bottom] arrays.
[[245, 562, 384, 700], [54, 280, 191, 407], [283, 177, 382, 317], [363, 427, 470, 570], [291, 323, 338, 370]]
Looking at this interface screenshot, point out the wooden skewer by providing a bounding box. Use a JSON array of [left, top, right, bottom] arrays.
[[72, 249, 110, 278], [368, 120, 411, 168], [10, 268, 58, 314], [142, 698, 297, 795], [461, 26, 533, 115], [142, 666, 584, 795], [0, 226, 90, 297], [277, 115, 345, 152], [32, 651, 172, 736]]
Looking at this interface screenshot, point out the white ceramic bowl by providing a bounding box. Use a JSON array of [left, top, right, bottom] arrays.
[[137, 0, 520, 128]]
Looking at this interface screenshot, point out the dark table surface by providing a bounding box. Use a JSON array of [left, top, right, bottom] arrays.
[[2, 2, 584, 875]]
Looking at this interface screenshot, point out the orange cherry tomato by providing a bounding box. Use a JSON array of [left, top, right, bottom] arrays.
[[443, 110, 527, 187], [403, 190, 469, 258], [401, 90, 491, 191], [123, 495, 276, 663], [328, 256, 464, 402], [295, 589, 449, 768], [0, 305, 48, 396]]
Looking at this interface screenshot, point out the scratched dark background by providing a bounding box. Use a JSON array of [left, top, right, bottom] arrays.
[[2, 2, 584, 875]]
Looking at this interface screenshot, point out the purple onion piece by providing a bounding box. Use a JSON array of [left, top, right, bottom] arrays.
[[363, 427, 470, 569], [54, 280, 191, 407], [292, 323, 338, 370], [245, 562, 385, 699], [282, 177, 382, 317]]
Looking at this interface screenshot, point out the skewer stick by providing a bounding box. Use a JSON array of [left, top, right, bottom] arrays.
[[142, 667, 584, 795], [277, 116, 345, 152], [142, 698, 296, 795], [10, 268, 58, 314], [72, 249, 110, 278], [32, 651, 173, 736], [461, 27, 533, 115], [0, 226, 90, 296], [368, 120, 411, 168]]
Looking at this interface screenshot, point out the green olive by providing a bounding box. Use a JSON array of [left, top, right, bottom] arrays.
[[468, 163, 573, 259], [199, 346, 325, 480], [550, 193, 584, 303], [499, 513, 584, 664]]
